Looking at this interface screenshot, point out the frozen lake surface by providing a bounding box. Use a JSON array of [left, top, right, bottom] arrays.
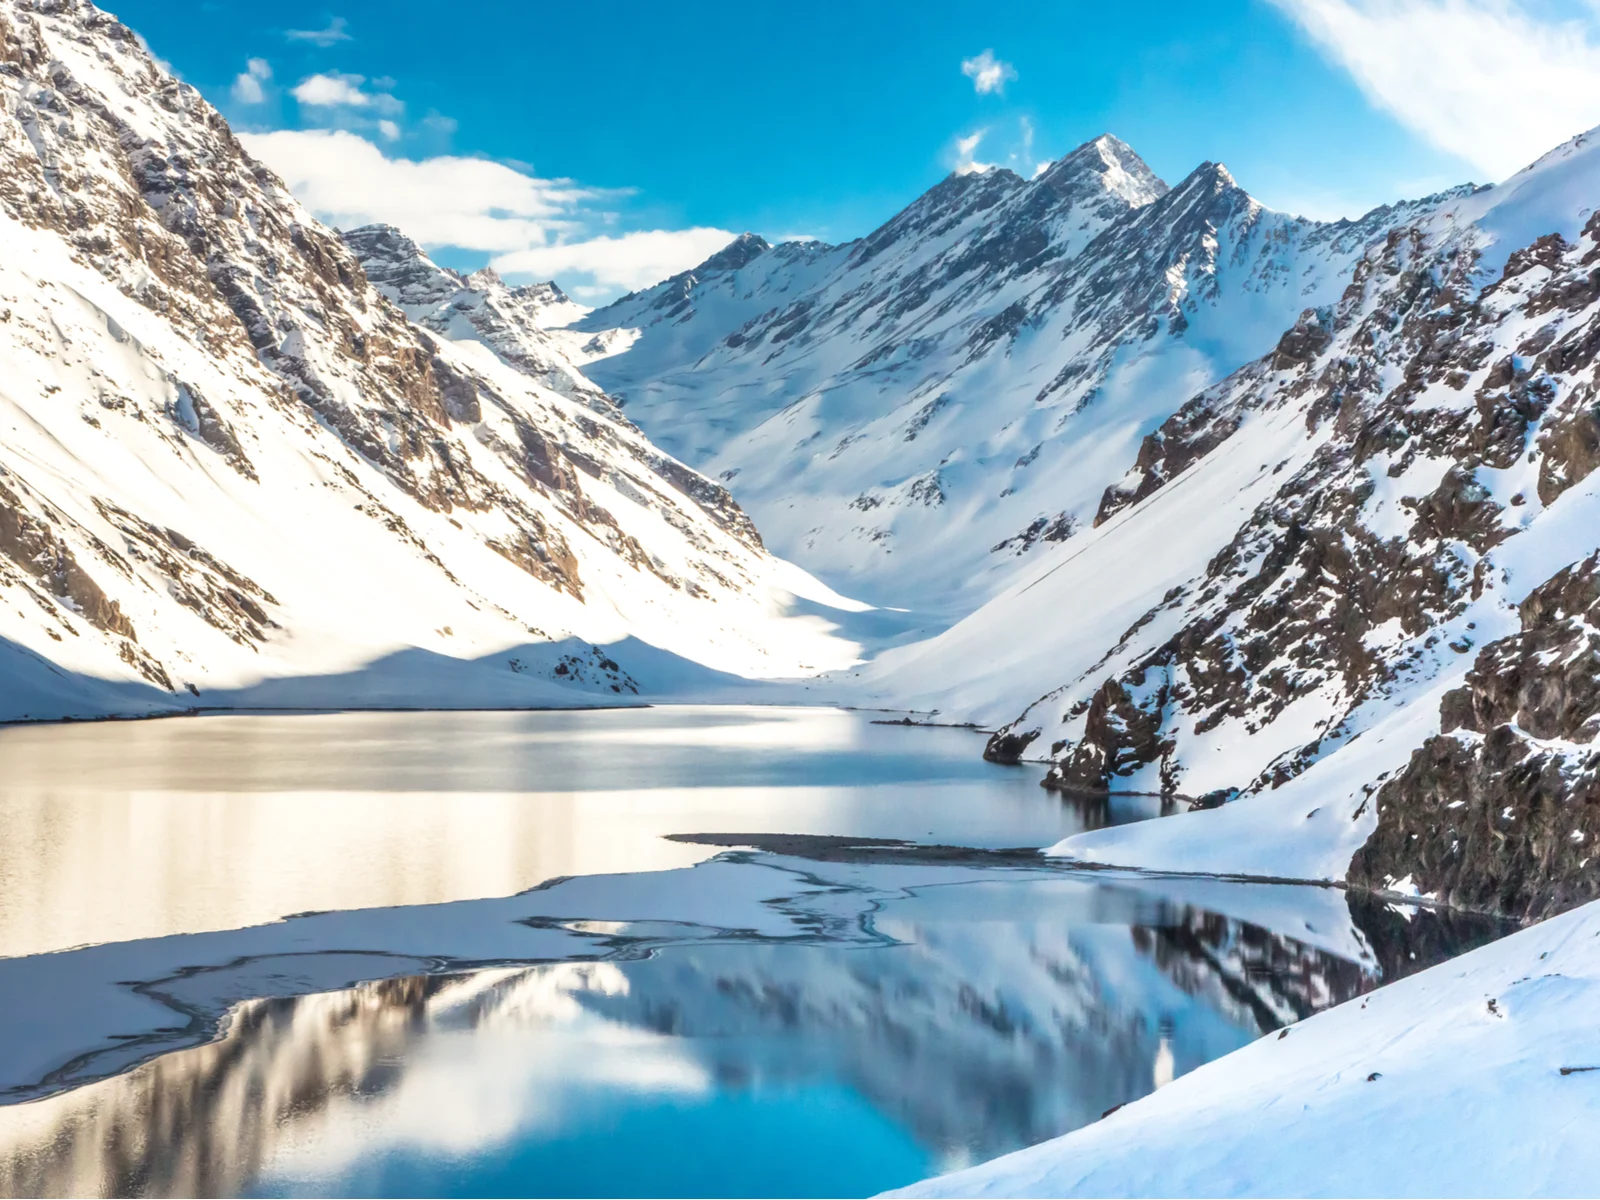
[[0, 708, 1506, 1197]]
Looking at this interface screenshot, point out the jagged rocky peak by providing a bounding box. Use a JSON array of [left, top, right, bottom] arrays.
[[851, 167, 1028, 265], [695, 231, 771, 274], [1152, 159, 1254, 221], [343, 226, 578, 327], [851, 133, 1169, 275], [509, 277, 573, 309], [1034, 133, 1169, 207], [341, 223, 464, 308], [462, 266, 580, 322], [339, 221, 604, 401]]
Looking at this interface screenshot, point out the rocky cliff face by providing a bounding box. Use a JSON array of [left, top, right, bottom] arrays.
[[0, 0, 857, 720], [341, 224, 605, 410], [571, 135, 1463, 613], [1349, 552, 1600, 920]]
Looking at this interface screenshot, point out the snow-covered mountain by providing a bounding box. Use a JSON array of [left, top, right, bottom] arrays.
[[342, 224, 602, 407], [556, 101, 1600, 919], [6, 0, 1600, 929], [0, 0, 863, 722], [573, 136, 1467, 613], [861, 129, 1600, 920]]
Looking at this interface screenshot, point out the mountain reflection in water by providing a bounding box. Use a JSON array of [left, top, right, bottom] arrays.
[[0, 874, 1505, 1199]]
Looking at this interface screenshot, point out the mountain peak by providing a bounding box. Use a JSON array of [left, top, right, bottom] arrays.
[[342, 222, 425, 261], [1185, 160, 1240, 192], [1036, 134, 1168, 208], [695, 233, 771, 274], [342, 223, 464, 308]]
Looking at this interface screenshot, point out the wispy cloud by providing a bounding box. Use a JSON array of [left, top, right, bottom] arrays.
[[1017, 115, 1050, 178], [953, 128, 993, 175], [241, 129, 585, 251], [240, 128, 738, 297], [492, 228, 739, 295], [961, 49, 1017, 96], [230, 57, 271, 106], [285, 16, 352, 47], [1270, 0, 1600, 179]]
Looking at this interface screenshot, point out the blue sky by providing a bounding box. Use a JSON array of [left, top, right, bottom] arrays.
[[114, 0, 1600, 300]]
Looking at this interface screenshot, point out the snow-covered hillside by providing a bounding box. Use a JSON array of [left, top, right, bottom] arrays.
[[895, 890, 1600, 1199], [342, 224, 602, 408], [852, 129, 1600, 919], [574, 136, 1467, 614], [0, 0, 863, 722]]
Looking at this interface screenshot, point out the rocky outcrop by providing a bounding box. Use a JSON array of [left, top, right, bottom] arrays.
[[341, 224, 605, 409], [1349, 554, 1600, 921], [0, 477, 133, 639], [1043, 675, 1172, 792], [982, 728, 1038, 764]]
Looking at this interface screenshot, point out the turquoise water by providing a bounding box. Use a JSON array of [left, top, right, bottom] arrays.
[[255, 1085, 930, 1199]]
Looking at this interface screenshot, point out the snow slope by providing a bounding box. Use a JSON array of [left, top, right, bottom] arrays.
[[574, 137, 1465, 614], [894, 893, 1600, 1198], [0, 0, 863, 722]]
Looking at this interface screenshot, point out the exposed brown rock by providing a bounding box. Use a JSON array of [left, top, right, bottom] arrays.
[[0, 478, 134, 639], [1350, 552, 1600, 921], [982, 728, 1039, 764], [1043, 673, 1173, 792]]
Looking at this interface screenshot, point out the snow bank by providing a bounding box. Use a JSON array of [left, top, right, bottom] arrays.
[[893, 895, 1600, 1198]]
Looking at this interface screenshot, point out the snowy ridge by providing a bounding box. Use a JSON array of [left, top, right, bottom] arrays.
[[574, 136, 1468, 613], [342, 224, 602, 407], [0, 0, 862, 721]]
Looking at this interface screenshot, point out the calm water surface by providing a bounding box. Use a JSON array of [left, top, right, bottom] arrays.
[[0, 706, 1154, 958], [0, 707, 1505, 1198]]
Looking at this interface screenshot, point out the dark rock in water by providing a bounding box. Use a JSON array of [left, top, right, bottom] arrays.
[[1349, 552, 1600, 922], [1042, 673, 1172, 793], [983, 728, 1039, 764], [1188, 788, 1237, 811]]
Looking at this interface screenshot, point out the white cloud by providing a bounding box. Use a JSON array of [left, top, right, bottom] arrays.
[[293, 72, 370, 108], [231, 58, 271, 105], [492, 228, 739, 293], [1270, 0, 1600, 179], [240, 128, 585, 252], [286, 17, 351, 47], [961, 49, 1017, 96], [238, 129, 730, 295], [953, 129, 993, 175], [377, 119, 401, 141]]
